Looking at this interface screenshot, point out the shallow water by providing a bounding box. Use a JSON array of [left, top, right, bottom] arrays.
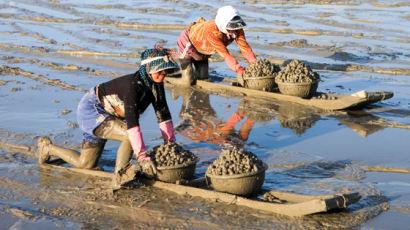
[[0, 0, 409, 229]]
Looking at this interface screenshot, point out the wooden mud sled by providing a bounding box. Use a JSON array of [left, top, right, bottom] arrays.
[[42, 164, 361, 217], [164, 77, 393, 111]]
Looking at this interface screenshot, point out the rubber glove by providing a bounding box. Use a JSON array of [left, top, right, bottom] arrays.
[[127, 126, 157, 174], [159, 120, 176, 142], [243, 50, 257, 63], [138, 155, 157, 175], [225, 55, 245, 74], [127, 126, 146, 157], [237, 72, 245, 86]]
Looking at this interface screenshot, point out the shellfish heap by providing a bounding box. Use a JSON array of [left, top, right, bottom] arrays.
[[244, 59, 281, 78], [276, 59, 320, 83], [148, 142, 198, 167], [206, 147, 264, 176], [279, 118, 317, 136]]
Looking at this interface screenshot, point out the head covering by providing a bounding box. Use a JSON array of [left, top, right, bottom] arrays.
[[140, 45, 179, 74], [215, 6, 246, 35], [138, 46, 179, 89], [226, 15, 246, 30], [138, 45, 179, 100]]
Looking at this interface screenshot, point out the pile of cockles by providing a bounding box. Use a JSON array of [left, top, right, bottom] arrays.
[[276, 59, 320, 83], [206, 147, 264, 176], [244, 59, 280, 78], [148, 142, 198, 167]]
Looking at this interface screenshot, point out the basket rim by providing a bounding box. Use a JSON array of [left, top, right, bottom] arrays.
[[275, 79, 319, 86], [243, 75, 276, 80], [156, 157, 199, 170], [205, 163, 268, 179]]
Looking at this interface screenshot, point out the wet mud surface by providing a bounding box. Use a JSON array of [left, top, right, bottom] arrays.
[[0, 0, 409, 229]]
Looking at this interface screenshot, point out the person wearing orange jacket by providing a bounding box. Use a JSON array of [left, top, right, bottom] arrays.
[[175, 5, 257, 86]]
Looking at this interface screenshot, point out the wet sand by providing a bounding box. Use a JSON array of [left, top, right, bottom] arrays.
[[0, 0, 409, 229]]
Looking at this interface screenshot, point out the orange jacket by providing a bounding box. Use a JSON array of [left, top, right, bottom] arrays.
[[188, 19, 256, 73]]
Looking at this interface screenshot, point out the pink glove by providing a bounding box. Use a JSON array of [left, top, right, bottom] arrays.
[[138, 155, 157, 174], [159, 120, 176, 142], [243, 50, 257, 63], [225, 55, 245, 74], [127, 126, 147, 160]]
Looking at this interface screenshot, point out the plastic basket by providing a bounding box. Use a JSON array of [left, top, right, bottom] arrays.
[[205, 164, 267, 197], [144, 159, 198, 183]]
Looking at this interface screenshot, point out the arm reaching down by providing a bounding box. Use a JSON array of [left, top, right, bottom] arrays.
[[127, 126, 157, 174]]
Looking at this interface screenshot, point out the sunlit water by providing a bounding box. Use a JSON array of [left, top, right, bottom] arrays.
[[0, 0, 409, 229]]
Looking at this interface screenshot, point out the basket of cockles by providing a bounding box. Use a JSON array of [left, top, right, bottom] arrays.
[[144, 142, 199, 183], [205, 147, 267, 197], [275, 59, 320, 98], [240, 59, 281, 92]]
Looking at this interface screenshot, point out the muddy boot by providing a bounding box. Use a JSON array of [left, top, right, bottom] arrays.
[[193, 59, 209, 80], [44, 140, 105, 169], [94, 118, 134, 190], [173, 59, 195, 86], [37, 136, 52, 164], [111, 140, 134, 190]]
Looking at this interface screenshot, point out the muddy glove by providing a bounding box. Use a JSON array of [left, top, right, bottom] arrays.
[[159, 120, 176, 142], [237, 72, 245, 86], [137, 155, 157, 175]]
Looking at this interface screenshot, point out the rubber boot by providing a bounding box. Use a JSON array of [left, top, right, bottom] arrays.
[[38, 137, 52, 164], [193, 59, 209, 80], [174, 59, 195, 86], [94, 119, 134, 190], [37, 137, 105, 169]]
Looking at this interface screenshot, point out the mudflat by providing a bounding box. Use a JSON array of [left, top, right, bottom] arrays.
[[0, 0, 409, 229]]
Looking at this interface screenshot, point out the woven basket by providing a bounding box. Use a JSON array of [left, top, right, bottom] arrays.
[[275, 80, 319, 98], [242, 76, 276, 92]]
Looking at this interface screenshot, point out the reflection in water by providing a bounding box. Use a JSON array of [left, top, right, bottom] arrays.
[[170, 85, 396, 147], [276, 100, 321, 136], [333, 111, 386, 137], [171, 88, 261, 147]]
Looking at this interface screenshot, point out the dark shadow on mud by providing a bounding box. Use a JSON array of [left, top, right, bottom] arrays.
[[277, 160, 351, 180], [327, 51, 372, 64]]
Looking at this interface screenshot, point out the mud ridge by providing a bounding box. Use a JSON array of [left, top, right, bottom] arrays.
[[0, 65, 87, 92]]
